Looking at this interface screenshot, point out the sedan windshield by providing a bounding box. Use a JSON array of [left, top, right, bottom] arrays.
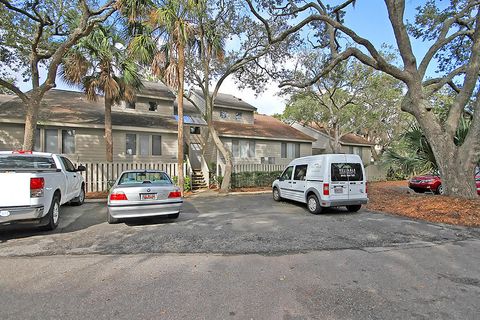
[[118, 172, 172, 185]]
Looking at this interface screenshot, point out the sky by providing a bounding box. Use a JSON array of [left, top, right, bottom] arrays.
[[14, 0, 433, 116]]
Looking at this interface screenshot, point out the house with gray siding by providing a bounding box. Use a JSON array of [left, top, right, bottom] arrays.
[[189, 90, 315, 176], [291, 122, 374, 165], [0, 81, 314, 186]]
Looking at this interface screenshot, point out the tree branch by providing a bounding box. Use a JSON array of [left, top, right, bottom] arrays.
[[0, 78, 29, 103]]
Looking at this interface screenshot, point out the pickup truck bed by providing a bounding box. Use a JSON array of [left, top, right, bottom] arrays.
[[0, 152, 85, 230]]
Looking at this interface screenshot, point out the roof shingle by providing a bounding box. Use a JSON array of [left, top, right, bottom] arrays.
[[214, 114, 315, 142]]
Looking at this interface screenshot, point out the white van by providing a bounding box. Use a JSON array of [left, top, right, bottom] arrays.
[[272, 154, 368, 214]]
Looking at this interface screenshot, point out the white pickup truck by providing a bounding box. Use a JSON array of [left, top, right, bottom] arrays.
[[0, 151, 86, 230]]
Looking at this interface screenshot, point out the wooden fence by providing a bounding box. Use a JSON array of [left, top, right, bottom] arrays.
[[233, 164, 285, 173], [75, 162, 187, 192]]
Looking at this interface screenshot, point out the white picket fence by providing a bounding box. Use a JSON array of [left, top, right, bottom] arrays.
[[75, 162, 188, 192], [233, 164, 285, 173]]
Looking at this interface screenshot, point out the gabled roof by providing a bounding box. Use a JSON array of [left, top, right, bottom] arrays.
[[193, 89, 257, 111], [306, 123, 374, 146], [137, 81, 175, 100], [0, 89, 203, 130], [213, 114, 315, 142]]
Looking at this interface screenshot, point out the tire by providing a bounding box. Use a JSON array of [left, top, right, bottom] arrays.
[[436, 184, 444, 195], [307, 194, 322, 214], [40, 195, 60, 231], [346, 204, 362, 212], [169, 212, 180, 219], [107, 212, 119, 224], [273, 187, 281, 201], [71, 186, 85, 206]]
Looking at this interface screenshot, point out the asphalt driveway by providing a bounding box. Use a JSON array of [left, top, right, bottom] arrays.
[[0, 194, 478, 256], [1, 194, 480, 319]]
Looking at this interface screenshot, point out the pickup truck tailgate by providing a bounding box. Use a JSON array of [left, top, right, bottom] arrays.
[[0, 173, 31, 207]]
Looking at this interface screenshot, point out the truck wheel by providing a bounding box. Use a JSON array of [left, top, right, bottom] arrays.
[[307, 194, 322, 214], [346, 204, 362, 212], [71, 186, 85, 206], [273, 187, 281, 201], [107, 212, 119, 224], [40, 196, 60, 231]]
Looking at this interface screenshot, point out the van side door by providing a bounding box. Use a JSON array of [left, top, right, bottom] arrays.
[[278, 166, 294, 200], [292, 164, 308, 203]]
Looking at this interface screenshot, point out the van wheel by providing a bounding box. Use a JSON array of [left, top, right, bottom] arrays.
[[273, 187, 281, 201], [40, 196, 60, 231], [307, 194, 322, 214], [346, 204, 362, 212]]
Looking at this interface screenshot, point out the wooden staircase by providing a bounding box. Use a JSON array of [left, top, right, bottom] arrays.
[[191, 170, 208, 190]]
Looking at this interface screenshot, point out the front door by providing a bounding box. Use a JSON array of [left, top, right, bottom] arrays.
[[61, 157, 81, 200], [278, 166, 294, 200], [292, 164, 308, 203]]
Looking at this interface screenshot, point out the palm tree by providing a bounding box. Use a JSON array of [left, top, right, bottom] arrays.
[[61, 26, 143, 162], [126, 0, 199, 195]]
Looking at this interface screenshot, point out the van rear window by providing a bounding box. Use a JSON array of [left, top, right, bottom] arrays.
[[331, 163, 363, 181], [0, 155, 57, 169]]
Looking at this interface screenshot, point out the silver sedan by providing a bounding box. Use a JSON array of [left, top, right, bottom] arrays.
[[107, 170, 182, 224]]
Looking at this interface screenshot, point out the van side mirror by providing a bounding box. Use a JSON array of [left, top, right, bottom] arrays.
[[278, 176, 284, 181], [76, 165, 86, 172]]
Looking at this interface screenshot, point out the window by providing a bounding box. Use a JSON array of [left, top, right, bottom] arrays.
[[261, 157, 275, 164], [61, 129, 75, 154], [118, 171, 172, 185], [232, 139, 255, 158], [174, 105, 178, 115], [45, 129, 58, 153], [60, 156, 76, 172], [126, 134, 136, 155], [294, 165, 308, 181], [220, 111, 227, 119], [148, 101, 158, 111], [235, 112, 242, 121], [280, 166, 293, 180], [152, 135, 162, 156], [34, 129, 41, 152], [0, 155, 57, 169], [331, 163, 364, 182], [281, 142, 300, 158], [126, 101, 136, 109], [139, 135, 149, 156], [190, 126, 200, 134]]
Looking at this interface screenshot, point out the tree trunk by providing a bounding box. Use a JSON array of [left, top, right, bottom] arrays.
[[329, 123, 342, 153], [104, 98, 113, 162], [177, 44, 185, 195], [208, 124, 232, 193], [412, 98, 478, 199], [23, 98, 40, 150]]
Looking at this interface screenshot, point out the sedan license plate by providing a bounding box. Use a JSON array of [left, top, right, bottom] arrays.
[[334, 187, 343, 194], [140, 193, 157, 200]]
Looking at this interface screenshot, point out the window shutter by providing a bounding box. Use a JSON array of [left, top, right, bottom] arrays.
[[295, 143, 300, 158], [281, 142, 286, 158]]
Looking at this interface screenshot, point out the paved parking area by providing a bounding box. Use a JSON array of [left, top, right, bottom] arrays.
[[0, 194, 478, 256], [1, 194, 480, 319]]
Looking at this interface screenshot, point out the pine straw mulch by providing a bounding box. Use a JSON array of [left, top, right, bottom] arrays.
[[366, 181, 480, 227]]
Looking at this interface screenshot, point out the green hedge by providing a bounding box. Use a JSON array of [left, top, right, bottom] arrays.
[[231, 171, 282, 188]]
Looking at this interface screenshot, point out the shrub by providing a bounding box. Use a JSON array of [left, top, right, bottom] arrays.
[[172, 176, 192, 192], [231, 171, 282, 188]]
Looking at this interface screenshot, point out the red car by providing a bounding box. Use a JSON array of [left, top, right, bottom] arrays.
[[409, 174, 480, 195]]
